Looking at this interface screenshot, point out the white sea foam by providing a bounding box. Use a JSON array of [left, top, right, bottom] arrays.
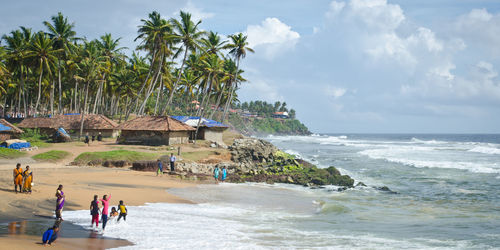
[[64, 202, 471, 250], [469, 146, 500, 155]]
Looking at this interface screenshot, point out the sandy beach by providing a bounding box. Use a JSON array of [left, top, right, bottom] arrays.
[[0, 163, 198, 249]]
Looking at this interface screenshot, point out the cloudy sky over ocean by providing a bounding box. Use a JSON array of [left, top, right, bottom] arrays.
[[2, 0, 499, 133]]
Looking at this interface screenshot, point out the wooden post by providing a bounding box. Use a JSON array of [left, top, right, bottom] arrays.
[[177, 146, 181, 156]]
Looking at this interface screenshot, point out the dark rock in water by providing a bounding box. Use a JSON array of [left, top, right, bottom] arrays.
[[356, 182, 367, 187], [375, 186, 398, 194], [337, 187, 348, 192]]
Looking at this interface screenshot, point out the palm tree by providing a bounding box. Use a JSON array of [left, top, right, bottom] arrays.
[[222, 33, 254, 121], [163, 11, 205, 113], [0, 47, 9, 95], [44, 12, 77, 114], [25, 31, 62, 114], [200, 31, 227, 56]]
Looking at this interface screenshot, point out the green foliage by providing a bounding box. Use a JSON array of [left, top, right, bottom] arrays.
[[73, 150, 160, 165], [32, 150, 70, 162], [0, 148, 26, 159], [19, 128, 52, 148]]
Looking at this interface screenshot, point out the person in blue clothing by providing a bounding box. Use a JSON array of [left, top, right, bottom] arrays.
[[156, 159, 163, 176], [213, 166, 220, 184], [221, 166, 227, 182], [42, 226, 59, 246]]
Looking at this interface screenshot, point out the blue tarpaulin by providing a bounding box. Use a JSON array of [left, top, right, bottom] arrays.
[[171, 116, 229, 128], [0, 123, 12, 131], [56, 127, 70, 137], [6, 142, 31, 149]]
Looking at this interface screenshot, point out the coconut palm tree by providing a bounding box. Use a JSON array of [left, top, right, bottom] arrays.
[[200, 31, 227, 56], [25, 31, 62, 114], [163, 11, 205, 112], [44, 12, 78, 114], [222, 33, 254, 121]]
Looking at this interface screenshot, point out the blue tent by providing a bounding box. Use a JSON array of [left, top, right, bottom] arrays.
[[0, 123, 12, 131]]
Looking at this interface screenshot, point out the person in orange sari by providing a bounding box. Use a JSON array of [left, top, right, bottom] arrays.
[[23, 166, 33, 194], [13, 163, 23, 193]]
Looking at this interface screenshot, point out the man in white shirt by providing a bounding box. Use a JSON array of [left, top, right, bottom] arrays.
[[170, 153, 176, 172]]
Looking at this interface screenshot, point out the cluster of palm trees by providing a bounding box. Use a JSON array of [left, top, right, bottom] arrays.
[[0, 11, 254, 127]]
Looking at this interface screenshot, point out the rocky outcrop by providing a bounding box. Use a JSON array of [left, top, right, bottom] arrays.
[[229, 138, 278, 166]]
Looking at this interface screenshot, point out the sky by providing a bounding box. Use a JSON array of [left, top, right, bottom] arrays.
[[1, 0, 500, 133]]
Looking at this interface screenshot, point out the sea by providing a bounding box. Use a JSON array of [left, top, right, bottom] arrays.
[[64, 134, 500, 249]]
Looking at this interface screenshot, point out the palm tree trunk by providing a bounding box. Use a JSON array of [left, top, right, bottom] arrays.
[[139, 53, 164, 115], [34, 61, 44, 114], [194, 76, 213, 143], [58, 67, 62, 114], [79, 82, 90, 139], [154, 75, 163, 115], [74, 80, 78, 113], [164, 48, 188, 111], [222, 59, 240, 121], [50, 79, 55, 116], [209, 86, 225, 120]]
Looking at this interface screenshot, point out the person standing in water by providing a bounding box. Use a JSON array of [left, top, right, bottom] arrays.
[[118, 200, 127, 222], [213, 166, 220, 184], [90, 195, 100, 229], [157, 159, 163, 176], [100, 194, 111, 230], [22, 166, 33, 193], [221, 166, 227, 182], [170, 153, 176, 172], [55, 185, 65, 220], [13, 163, 23, 193]]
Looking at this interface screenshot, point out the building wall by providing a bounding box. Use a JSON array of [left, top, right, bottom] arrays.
[[69, 129, 118, 138], [203, 127, 227, 144], [0, 133, 13, 141], [119, 130, 189, 146]]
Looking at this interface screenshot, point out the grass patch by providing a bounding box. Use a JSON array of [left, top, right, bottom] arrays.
[[181, 150, 216, 162], [32, 150, 70, 162], [0, 148, 27, 159], [73, 150, 160, 165]]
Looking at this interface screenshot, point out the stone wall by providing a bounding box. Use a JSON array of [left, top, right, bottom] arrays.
[[203, 127, 226, 145]]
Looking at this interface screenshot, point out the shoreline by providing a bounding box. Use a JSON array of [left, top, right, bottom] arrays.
[[0, 164, 202, 249]]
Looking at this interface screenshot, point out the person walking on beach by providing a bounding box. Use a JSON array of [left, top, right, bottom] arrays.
[[100, 194, 111, 230], [22, 166, 33, 193], [90, 195, 101, 229], [97, 132, 102, 141], [157, 159, 163, 176], [84, 133, 90, 146], [55, 185, 65, 220], [42, 226, 59, 246], [221, 166, 227, 182], [170, 153, 176, 172], [13, 163, 23, 193], [118, 200, 127, 222], [213, 166, 220, 184]]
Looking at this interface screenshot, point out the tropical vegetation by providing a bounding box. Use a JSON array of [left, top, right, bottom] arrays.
[[0, 11, 253, 136]]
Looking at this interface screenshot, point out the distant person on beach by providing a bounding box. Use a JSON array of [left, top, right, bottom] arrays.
[[97, 132, 102, 141], [13, 163, 23, 193], [170, 153, 176, 172], [221, 166, 227, 182], [100, 194, 111, 230], [118, 200, 127, 222], [55, 185, 65, 220], [84, 133, 90, 146], [90, 195, 100, 228], [213, 166, 220, 184], [91, 134, 95, 142], [23, 165, 33, 193], [42, 226, 59, 246], [157, 159, 163, 176]]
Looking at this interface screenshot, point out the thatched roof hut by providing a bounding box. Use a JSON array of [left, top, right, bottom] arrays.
[[118, 116, 195, 145], [18, 114, 119, 137], [171, 116, 228, 144], [0, 119, 23, 141]]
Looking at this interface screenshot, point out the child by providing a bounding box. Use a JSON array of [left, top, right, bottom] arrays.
[[110, 207, 119, 217], [118, 200, 127, 222], [42, 226, 59, 246], [90, 195, 100, 228]]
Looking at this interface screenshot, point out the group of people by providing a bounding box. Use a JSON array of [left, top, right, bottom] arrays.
[[156, 153, 177, 176], [84, 132, 103, 146], [13, 163, 33, 193], [213, 166, 227, 183], [41, 185, 65, 246], [89, 194, 128, 231]]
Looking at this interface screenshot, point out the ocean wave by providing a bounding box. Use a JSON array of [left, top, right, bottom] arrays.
[[468, 146, 500, 155], [410, 138, 447, 145]]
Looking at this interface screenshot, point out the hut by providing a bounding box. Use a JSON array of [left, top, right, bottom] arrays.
[[0, 119, 23, 141], [171, 116, 229, 144], [118, 116, 195, 145], [17, 114, 119, 138]]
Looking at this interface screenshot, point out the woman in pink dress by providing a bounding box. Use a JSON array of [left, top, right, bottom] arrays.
[[99, 194, 111, 230]]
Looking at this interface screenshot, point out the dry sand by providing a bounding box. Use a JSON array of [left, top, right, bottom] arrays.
[[0, 163, 199, 249]]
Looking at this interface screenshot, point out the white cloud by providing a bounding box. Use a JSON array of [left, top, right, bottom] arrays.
[[455, 8, 500, 55], [239, 78, 283, 102], [176, 0, 214, 22], [245, 17, 300, 59], [325, 1, 345, 18], [325, 85, 347, 99]]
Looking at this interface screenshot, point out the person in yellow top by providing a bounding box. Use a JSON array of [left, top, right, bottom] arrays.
[[13, 163, 23, 193], [23, 166, 33, 194]]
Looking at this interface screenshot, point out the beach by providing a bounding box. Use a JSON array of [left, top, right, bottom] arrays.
[[0, 163, 197, 249]]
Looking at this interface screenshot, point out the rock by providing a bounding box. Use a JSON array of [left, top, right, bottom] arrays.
[[210, 143, 217, 148], [287, 176, 294, 183], [355, 182, 367, 187], [375, 186, 398, 194]]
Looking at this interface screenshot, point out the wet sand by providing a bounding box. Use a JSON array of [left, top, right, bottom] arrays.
[[0, 164, 198, 249]]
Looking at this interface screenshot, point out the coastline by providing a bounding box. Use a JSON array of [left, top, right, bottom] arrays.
[[0, 164, 201, 249]]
